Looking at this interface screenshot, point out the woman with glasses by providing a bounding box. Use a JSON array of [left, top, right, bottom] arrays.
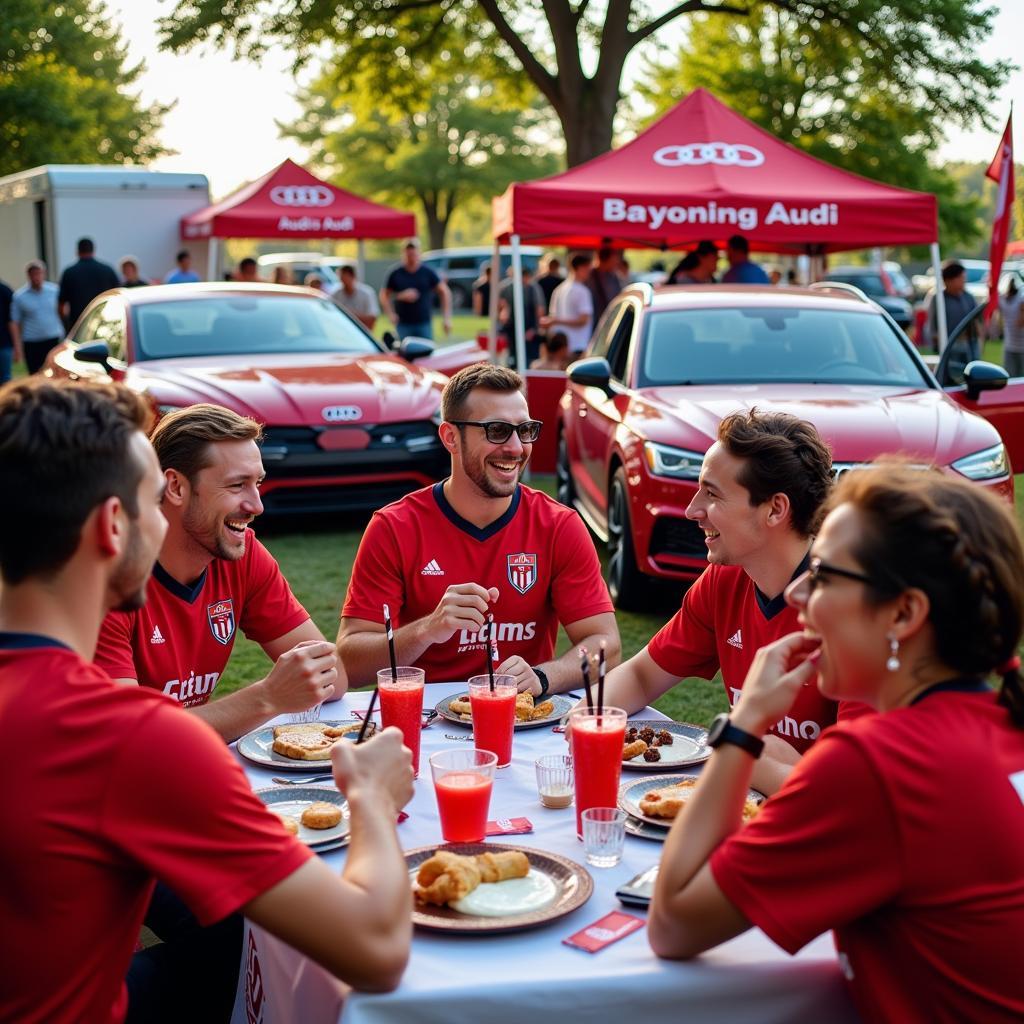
[[649, 464, 1024, 1023]]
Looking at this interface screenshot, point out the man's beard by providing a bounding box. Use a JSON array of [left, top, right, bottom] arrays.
[[110, 519, 151, 612], [182, 498, 246, 562]]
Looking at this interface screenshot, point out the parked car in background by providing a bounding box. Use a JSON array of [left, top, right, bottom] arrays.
[[416, 246, 544, 309], [257, 252, 348, 288], [819, 264, 914, 330], [46, 283, 449, 515], [558, 283, 1024, 608], [913, 258, 991, 305]]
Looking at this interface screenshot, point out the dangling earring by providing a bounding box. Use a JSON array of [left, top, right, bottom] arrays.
[[886, 636, 900, 672]]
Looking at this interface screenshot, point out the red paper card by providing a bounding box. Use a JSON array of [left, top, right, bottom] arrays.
[[485, 817, 534, 836], [562, 911, 645, 953]]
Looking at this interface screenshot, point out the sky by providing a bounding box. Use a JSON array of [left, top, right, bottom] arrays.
[[111, 0, 1023, 200]]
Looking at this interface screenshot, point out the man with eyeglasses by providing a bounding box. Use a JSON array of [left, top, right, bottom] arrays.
[[339, 363, 620, 694], [585, 409, 860, 795]]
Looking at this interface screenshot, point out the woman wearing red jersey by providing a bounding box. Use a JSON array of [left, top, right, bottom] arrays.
[[649, 465, 1024, 1023]]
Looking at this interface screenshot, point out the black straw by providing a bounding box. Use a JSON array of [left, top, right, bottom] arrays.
[[357, 602, 395, 744], [579, 646, 594, 711], [484, 613, 495, 691], [597, 641, 606, 716]]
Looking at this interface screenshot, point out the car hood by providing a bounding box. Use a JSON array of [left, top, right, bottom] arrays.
[[632, 383, 1001, 466], [130, 353, 445, 425]]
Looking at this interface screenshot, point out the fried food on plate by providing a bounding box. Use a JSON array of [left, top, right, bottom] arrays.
[[272, 722, 358, 739], [415, 849, 530, 905], [301, 801, 343, 829], [272, 731, 336, 760], [275, 813, 300, 836], [623, 739, 648, 761], [449, 696, 473, 718], [639, 779, 760, 821], [515, 692, 535, 721], [530, 699, 554, 721]]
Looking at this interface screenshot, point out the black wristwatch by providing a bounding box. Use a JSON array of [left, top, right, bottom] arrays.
[[707, 713, 765, 759], [533, 666, 550, 698]]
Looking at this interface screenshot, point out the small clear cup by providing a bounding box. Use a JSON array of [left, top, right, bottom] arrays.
[[291, 702, 323, 724], [534, 754, 574, 809], [581, 807, 626, 867]]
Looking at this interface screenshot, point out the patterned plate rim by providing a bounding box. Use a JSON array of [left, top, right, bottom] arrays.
[[434, 693, 576, 731], [618, 774, 765, 829], [236, 721, 372, 772], [405, 842, 593, 934], [254, 786, 351, 848], [620, 719, 711, 773]]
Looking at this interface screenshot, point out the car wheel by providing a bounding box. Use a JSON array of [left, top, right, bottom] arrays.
[[607, 467, 648, 610], [556, 431, 576, 508]]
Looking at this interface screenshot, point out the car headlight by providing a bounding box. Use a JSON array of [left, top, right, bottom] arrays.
[[156, 403, 184, 416], [952, 443, 1010, 481], [644, 441, 705, 480], [431, 409, 443, 426]]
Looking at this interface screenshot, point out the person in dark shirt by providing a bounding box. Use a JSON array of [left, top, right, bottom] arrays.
[[472, 265, 492, 316], [119, 256, 149, 289], [380, 239, 452, 341], [535, 254, 564, 313], [587, 246, 623, 323], [58, 238, 119, 329], [925, 260, 979, 359], [0, 277, 13, 384]]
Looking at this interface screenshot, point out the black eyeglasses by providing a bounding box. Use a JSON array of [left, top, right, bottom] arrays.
[[448, 419, 543, 444], [806, 557, 876, 590]]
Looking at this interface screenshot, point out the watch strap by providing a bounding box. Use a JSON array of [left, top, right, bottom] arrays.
[[708, 714, 764, 759], [533, 666, 550, 698]]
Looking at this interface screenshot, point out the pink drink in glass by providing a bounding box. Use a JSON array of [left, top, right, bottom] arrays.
[[377, 667, 425, 777], [430, 749, 498, 842], [569, 706, 627, 839], [468, 674, 517, 768]]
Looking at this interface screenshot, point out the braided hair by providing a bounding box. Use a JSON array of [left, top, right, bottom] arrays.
[[829, 465, 1024, 726]]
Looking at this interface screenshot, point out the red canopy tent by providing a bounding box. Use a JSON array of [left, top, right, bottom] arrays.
[[491, 88, 943, 376], [1008, 240, 1024, 256], [181, 158, 415, 276]]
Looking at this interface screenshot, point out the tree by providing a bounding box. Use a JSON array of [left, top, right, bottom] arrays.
[[636, 3, 991, 249], [160, 0, 1007, 168], [0, 0, 169, 175], [283, 55, 558, 249]]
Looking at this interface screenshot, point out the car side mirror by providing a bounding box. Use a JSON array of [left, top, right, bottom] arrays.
[[963, 360, 1008, 401], [75, 341, 113, 372], [568, 357, 613, 395], [381, 330, 398, 350], [399, 338, 436, 361]]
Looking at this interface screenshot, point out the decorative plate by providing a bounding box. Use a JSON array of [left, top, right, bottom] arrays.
[[405, 842, 593, 934], [254, 786, 350, 848], [620, 720, 711, 772], [435, 692, 576, 731], [237, 721, 374, 772]]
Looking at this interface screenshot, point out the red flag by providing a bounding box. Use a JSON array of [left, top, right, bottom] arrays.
[[985, 112, 1015, 321]]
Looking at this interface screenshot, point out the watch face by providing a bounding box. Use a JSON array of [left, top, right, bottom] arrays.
[[707, 713, 729, 747]]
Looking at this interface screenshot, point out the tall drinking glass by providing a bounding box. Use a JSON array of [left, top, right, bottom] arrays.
[[430, 748, 498, 842], [378, 666, 426, 777], [468, 673, 517, 768], [569, 706, 627, 839]]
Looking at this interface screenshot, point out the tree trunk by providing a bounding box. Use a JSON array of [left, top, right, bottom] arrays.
[[419, 192, 452, 250], [559, 80, 620, 166]]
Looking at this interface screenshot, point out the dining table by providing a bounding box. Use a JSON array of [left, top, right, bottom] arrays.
[[228, 682, 859, 1024]]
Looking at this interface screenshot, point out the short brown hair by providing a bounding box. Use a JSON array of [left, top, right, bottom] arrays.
[[830, 464, 1024, 725], [150, 404, 262, 483], [717, 408, 832, 536], [441, 363, 523, 422], [0, 379, 151, 584]]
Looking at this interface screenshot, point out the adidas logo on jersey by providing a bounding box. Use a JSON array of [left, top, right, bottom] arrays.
[[726, 629, 743, 649], [421, 559, 444, 576], [150, 625, 166, 645]]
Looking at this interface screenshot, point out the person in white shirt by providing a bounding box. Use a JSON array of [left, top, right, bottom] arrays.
[[999, 276, 1024, 377], [331, 266, 380, 332], [541, 254, 594, 355]]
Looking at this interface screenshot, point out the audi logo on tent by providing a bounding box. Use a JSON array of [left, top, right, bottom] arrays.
[[270, 185, 334, 207], [653, 143, 765, 168]]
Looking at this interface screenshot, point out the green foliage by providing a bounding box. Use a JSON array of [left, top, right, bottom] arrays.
[[944, 161, 1024, 258], [637, 2, 1007, 249], [282, 52, 558, 248], [0, 0, 170, 174]]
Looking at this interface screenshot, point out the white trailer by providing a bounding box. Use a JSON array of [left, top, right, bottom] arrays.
[[0, 165, 210, 287]]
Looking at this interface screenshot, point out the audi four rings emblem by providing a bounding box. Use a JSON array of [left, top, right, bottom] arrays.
[[653, 143, 765, 168], [269, 185, 334, 207], [321, 405, 363, 423]]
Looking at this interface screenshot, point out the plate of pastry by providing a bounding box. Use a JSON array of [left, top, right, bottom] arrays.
[[237, 721, 375, 772], [620, 720, 711, 772], [406, 843, 593, 934], [255, 786, 351, 852], [435, 691, 576, 730], [618, 774, 765, 830]]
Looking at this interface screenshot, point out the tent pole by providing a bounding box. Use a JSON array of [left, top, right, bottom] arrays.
[[356, 239, 366, 281], [929, 242, 948, 353], [511, 234, 527, 379], [207, 237, 219, 282], [488, 239, 500, 364]]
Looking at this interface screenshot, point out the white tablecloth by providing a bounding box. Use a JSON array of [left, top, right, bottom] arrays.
[[230, 683, 858, 1024]]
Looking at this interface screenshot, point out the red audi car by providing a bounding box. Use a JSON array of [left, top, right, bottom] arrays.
[[47, 283, 450, 514], [558, 284, 1024, 608]]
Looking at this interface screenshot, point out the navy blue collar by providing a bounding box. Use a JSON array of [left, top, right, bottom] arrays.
[[0, 631, 72, 651], [910, 677, 990, 705], [432, 480, 522, 542], [753, 550, 811, 621], [153, 561, 208, 604]]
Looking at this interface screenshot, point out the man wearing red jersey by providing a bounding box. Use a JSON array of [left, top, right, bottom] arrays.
[[95, 404, 345, 742], [0, 379, 413, 1024], [339, 363, 620, 694], [594, 410, 841, 795]]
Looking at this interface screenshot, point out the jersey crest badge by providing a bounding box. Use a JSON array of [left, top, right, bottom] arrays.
[[507, 552, 538, 595], [207, 599, 237, 645]]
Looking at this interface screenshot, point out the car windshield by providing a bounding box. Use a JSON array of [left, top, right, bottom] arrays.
[[964, 266, 988, 284], [131, 295, 382, 360], [638, 306, 929, 388]]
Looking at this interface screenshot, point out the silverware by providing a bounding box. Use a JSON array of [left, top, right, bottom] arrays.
[[422, 709, 439, 729], [443, 733, 474, 742], [271, 775, 335, 785]]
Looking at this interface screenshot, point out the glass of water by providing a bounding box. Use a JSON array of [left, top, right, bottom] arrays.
[[581, 807, 626, 867]]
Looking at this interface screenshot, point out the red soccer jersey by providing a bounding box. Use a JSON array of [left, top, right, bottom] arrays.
[[94, 529, 309, 706], [342, 483, 613, 683], [0, 634, 312, 1024], [710, 686, 1024, 1023], [647, 563, 838, 753]]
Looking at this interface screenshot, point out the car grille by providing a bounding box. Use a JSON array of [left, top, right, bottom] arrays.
[[259, 481, 426, 516], [260, 420, 442, 455], [648, 516, 707, 560]]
